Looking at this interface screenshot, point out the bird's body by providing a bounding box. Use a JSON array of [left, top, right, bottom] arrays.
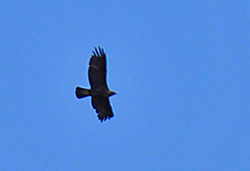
[[75, 47, 116, 122]]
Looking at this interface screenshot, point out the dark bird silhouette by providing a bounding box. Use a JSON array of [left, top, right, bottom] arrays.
[[75, 47, 116, 122]]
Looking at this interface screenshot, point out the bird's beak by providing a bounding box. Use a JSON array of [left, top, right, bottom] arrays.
[[108, 90, 117, 96]]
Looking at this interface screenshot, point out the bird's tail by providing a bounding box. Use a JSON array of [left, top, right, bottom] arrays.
[[75, 87, 91, 99]]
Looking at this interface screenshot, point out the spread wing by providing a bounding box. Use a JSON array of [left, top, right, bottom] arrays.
[[88, 47, 108, 90], [88, 47, 114, 122], [91, 95, 114, 122]]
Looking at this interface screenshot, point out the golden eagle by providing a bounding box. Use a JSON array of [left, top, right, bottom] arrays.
[[75, 47, 116, 122]]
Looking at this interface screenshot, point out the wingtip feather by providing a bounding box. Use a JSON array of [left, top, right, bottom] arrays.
[[92, 46, 105, 57]]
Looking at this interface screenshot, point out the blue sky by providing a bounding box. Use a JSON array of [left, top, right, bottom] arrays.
[[1, 1, 249, 170]]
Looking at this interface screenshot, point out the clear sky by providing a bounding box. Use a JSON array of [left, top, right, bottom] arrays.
[[1, 1, 249, 170]]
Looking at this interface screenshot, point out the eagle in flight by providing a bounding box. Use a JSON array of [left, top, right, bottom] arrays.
[[75, 47, 116, 122]]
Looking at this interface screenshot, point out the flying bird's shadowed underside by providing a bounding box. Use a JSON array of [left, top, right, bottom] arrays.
[[75, 47, 116, 122]]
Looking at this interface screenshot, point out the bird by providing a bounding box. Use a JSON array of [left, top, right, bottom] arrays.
[[75, 47, 116, 122]]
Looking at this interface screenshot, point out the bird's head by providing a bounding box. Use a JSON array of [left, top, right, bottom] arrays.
[[108, 90, 117, 97]]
